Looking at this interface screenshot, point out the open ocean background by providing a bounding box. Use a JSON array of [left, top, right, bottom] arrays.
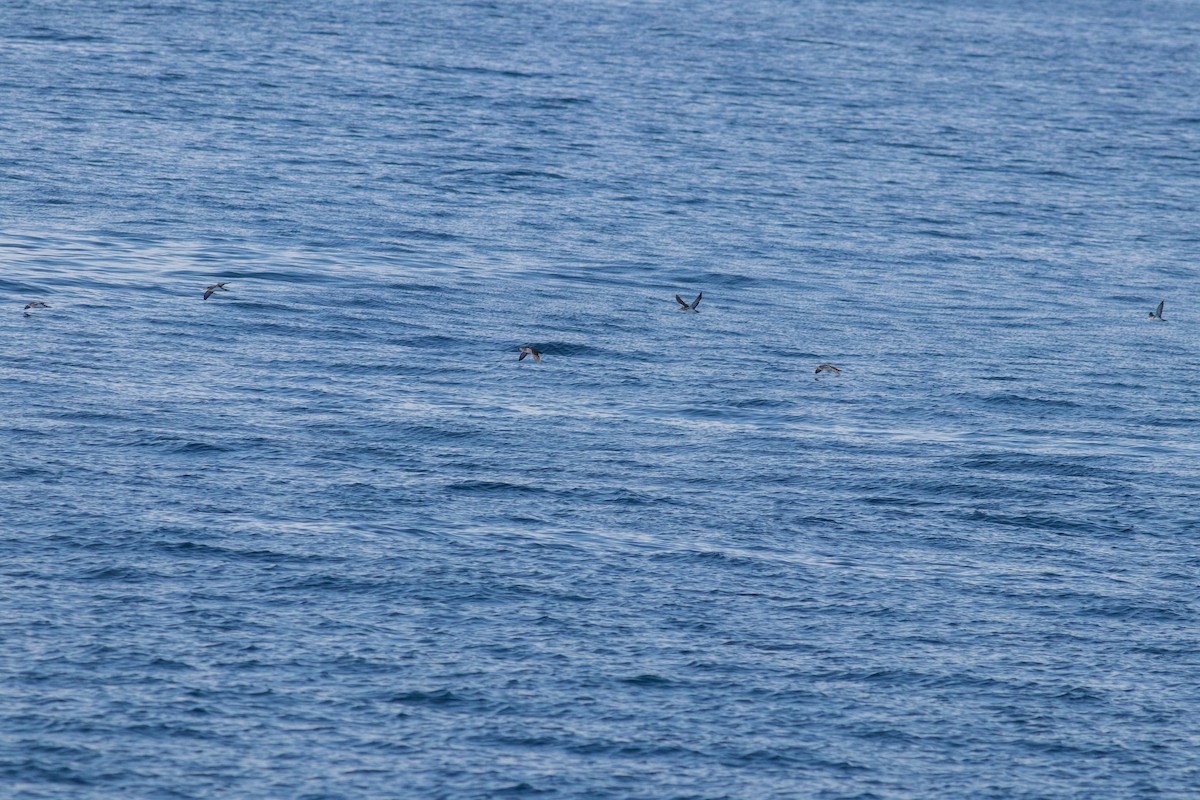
[[2, 1, 1199, 798]]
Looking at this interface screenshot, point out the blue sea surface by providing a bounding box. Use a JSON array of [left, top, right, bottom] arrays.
[[2, 1, 1199, 797]]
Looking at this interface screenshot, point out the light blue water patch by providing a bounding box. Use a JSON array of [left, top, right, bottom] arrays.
[[2, 1, 1199, 798]]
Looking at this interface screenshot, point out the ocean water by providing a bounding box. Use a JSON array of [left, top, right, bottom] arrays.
[[2, 1, 1199, 797]]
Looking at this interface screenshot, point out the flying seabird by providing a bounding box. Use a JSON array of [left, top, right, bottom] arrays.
[[675, 292, 702, 312], [23, 302, 49, 310], [518, 346, 542, 363], [815, 364, 841, 376], [1147, 300, 1165, 320], [203, 282, 230, 300]]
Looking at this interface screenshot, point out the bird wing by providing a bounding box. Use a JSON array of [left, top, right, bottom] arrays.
[[675, 295, 689, 309], [203, 289, 214, 300], [1156, 300, 1165, 317], [531, 352, 541, 362], [518, 351, 527, 361], [691, 292, 702, 310]]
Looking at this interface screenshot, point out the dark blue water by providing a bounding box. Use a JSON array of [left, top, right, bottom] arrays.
[[3, 1, 1199, 797]]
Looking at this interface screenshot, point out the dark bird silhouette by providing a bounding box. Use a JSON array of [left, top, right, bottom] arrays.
[[1147, 299, 1165, 320], [675, 292, 702, 312], [518, 346, 542, 363], [23, 302, 49, 310], [815, 364, 841, 376], [203, 282, 230, 300]]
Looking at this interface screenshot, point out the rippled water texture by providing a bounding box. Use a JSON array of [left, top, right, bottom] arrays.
[[2, 1, 1199, 798]]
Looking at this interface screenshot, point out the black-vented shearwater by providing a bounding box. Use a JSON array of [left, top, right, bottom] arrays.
[[203, 283, 230, 300]]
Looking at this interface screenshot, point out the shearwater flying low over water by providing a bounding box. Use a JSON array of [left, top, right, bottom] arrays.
[[675, 292, 702, 312], [815, 364, 841, 376], [203, 282, 230, 300], [518, 346, 542, 363], [23, 302, 49, 310], [1147, 300, 1165, 320]]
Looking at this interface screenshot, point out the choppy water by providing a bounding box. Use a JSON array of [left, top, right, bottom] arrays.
[[3, 1, 1199, 798]]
